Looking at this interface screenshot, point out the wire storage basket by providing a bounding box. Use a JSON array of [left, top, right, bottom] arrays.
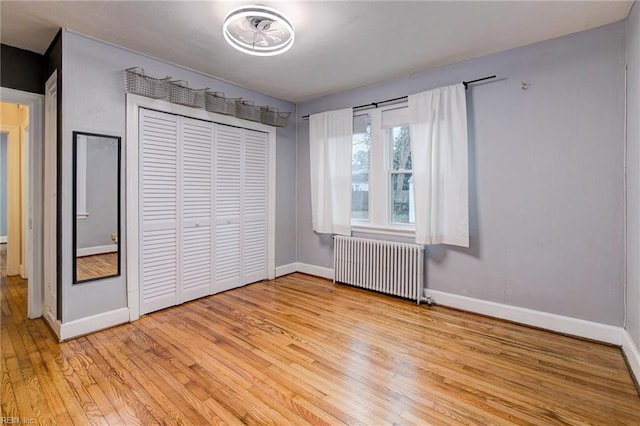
[[167, 80, 206, 108], [234, 100, 262, 122], [124, 67, 170, 99], [260, 107, 291, 127], [204, 92, 237, 116]]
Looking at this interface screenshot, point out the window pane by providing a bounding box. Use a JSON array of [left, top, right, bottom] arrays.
[[391, 172, 414, 224], [352, 114, 370, 220], [391, 126, 411, 171], [352, 172, 369, 220], [352, 116, 371, 173]]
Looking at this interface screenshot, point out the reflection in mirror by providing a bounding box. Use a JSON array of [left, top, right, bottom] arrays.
[[73, 131, 121, 283]]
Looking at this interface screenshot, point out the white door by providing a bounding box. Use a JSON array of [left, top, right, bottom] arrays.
[[139, 109, 179, 315], [242, 130, 268, 285], [213, 125, 242, 292], [213, 125, 268, 292], [43, 72, 57, 322], [180, 117, 214, 303]]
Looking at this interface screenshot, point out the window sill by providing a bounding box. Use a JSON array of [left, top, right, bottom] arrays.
[[351, 223, 415, 238]]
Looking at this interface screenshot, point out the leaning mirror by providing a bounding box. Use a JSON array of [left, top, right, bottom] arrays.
[[73, 131, 121, 283]]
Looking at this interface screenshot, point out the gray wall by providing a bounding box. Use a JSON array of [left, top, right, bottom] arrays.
[[62, 30, 297, 322], [626, 2, 640, 345], [76, 136, 119, 249], [296, 23, 626, 326], [0, 134, 6, 237]]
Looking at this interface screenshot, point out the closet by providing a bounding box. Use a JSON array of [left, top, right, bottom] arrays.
[[138, 108, 268, 315]]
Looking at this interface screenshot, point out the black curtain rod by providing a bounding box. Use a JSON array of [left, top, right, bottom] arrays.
[[301, 75, 496, 120]]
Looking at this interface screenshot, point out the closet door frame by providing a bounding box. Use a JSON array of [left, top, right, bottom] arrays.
[[125, 94, 276, 321]]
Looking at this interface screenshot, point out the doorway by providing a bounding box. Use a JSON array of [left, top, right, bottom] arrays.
[[1, 102, 29, 282], [0, 87, 44, 319]]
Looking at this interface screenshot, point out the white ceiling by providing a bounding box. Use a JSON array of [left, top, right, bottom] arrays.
[[0, 1, 633, 103]]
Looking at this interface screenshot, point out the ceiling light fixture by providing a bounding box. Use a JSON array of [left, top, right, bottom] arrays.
[[223, 5, 294, 57]]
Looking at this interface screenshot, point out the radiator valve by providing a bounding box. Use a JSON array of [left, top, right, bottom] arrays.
[[425, 296, 434, 307]]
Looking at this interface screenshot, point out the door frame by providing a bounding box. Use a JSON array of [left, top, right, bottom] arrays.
[[43, 72, 58, 329], [21, 119, 30, 280], [0, 87, 44, 319], [125, 94, 276, 321]]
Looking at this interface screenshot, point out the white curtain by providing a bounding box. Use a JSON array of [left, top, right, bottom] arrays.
[[309, 108, 353, 235], [409, 83, 469, 247]]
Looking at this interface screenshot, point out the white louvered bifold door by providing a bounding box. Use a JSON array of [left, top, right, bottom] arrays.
[[213, 126, 242, 292], [242, 130, 268, 285], [139, 109, 179, 315], [139, 110, 269, 314], [180, 118, 214, 303], [213, 126, 268, 292]]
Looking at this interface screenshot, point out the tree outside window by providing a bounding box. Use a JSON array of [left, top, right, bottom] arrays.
[[390, 126, 413, 224]]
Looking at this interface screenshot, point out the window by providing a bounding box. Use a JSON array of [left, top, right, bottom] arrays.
[[351, 105, 414, 235]]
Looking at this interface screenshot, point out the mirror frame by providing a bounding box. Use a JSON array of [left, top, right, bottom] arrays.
[[72, 131, 121, 284]]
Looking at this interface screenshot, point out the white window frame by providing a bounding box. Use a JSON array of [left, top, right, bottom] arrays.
[[351, 103, 415, 237]]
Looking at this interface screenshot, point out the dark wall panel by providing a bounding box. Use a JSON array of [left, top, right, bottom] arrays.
[[1, 44, 45, 94]]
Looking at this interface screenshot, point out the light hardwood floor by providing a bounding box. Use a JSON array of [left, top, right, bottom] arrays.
[[2, 257, 639, 424]]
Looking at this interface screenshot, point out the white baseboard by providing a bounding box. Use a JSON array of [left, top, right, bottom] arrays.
[[43, 310, 61, 340], [274, 262, 334, 280], [623, 331, 640, 385], [59, 308, 129, 341], [0, 236, 6, 243], [426, 289, 623, 345], [77, 244, 117, 257], [296, 263, 334, 280], [275, 263, 298, 277]]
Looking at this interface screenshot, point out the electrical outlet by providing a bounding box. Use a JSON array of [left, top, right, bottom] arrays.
[[111, 233, 118, 242]]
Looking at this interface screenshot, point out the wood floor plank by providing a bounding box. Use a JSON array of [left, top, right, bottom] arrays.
[[106, 323, 238, 425], [25, 321, 77, 425], [2, 256, 640, 425], [0, 354, 19, 419], [156, 319, 317, 425], [77, 332, 162, 425], [183, 298, 373, 424], [58, 338, 124, 425], [187, 324, 355, 424]]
